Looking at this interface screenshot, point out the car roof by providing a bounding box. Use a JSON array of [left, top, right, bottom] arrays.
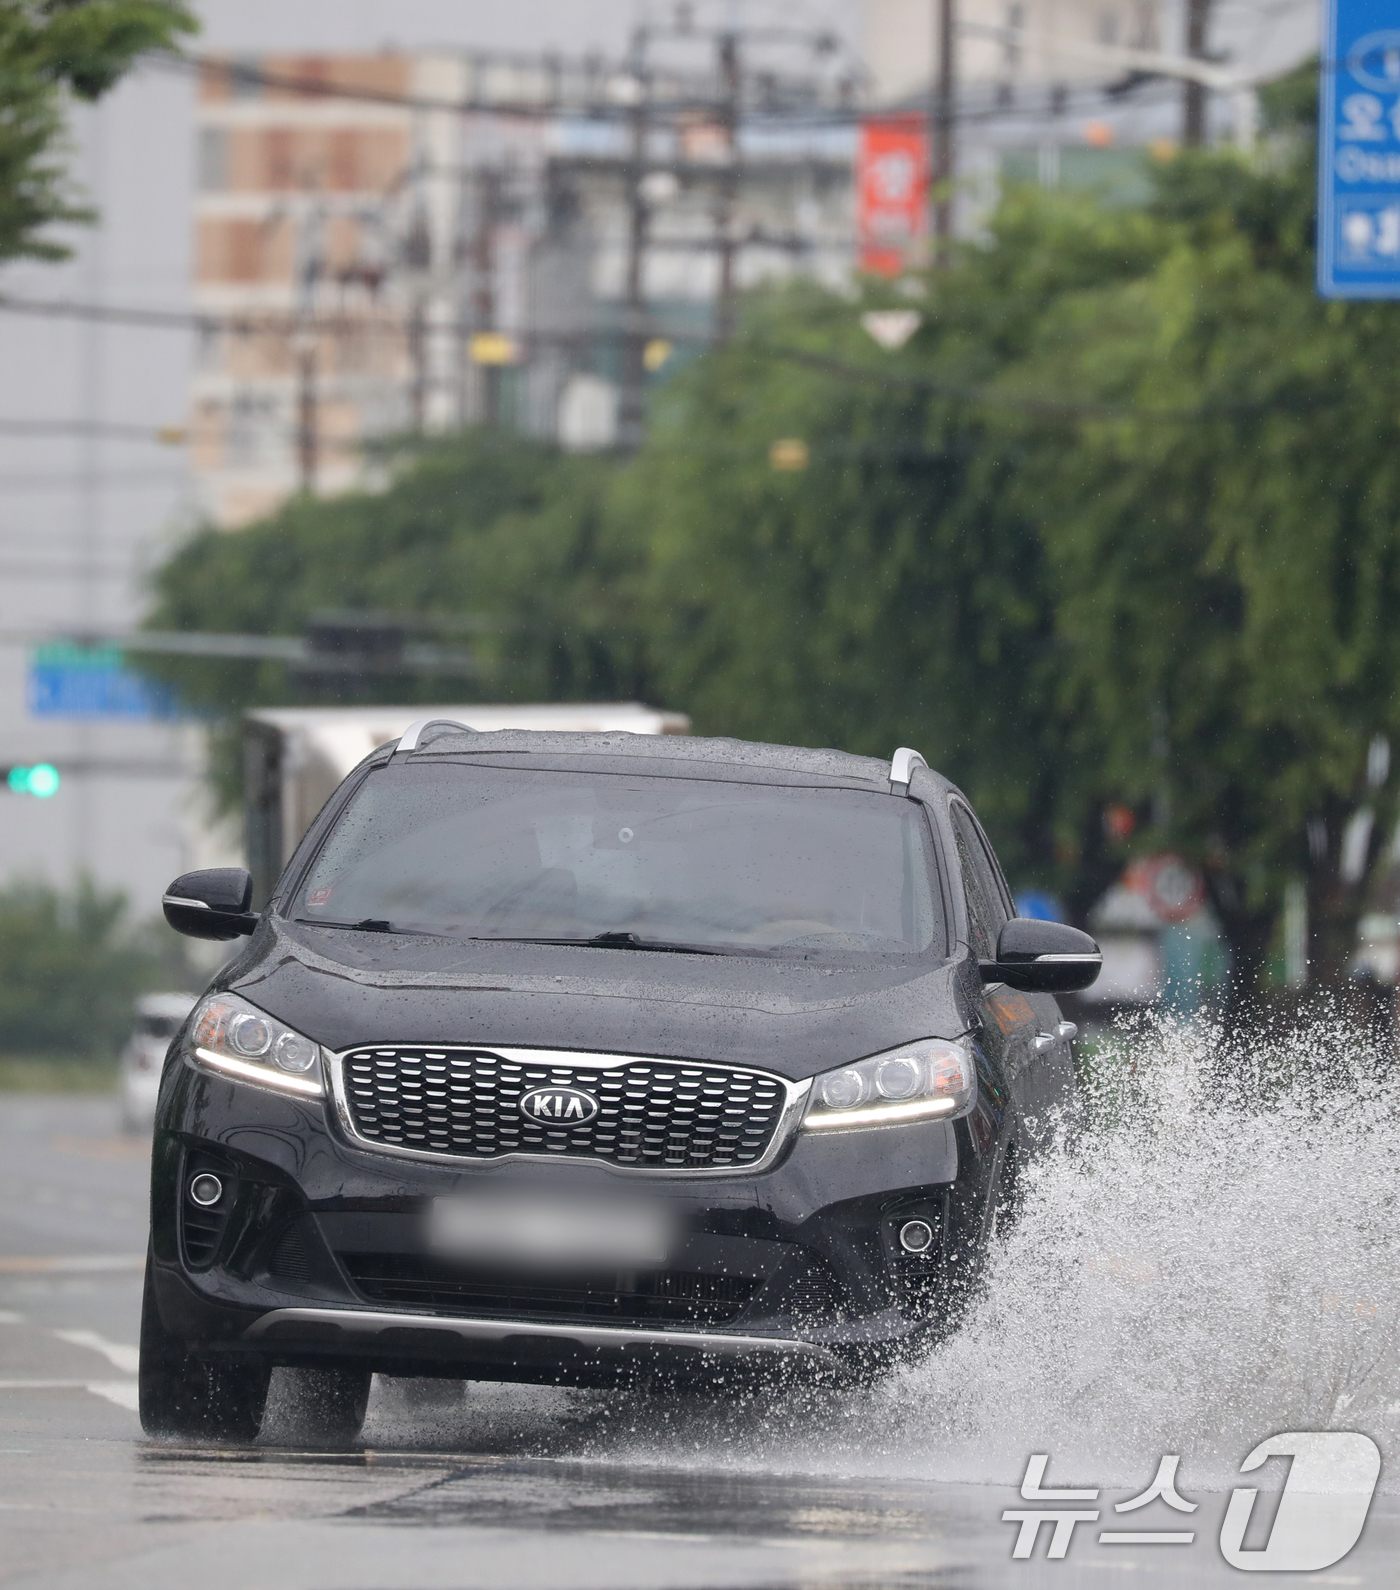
[[400, 728, 954, 796]]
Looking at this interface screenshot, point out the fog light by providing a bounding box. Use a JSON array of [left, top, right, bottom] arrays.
[[898, 1219, 934, 1254], [188, 1172, 223, 1208]]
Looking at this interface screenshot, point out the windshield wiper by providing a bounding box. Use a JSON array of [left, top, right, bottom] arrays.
[[293, 917, 419, 935], [469, 931, 724, 956]]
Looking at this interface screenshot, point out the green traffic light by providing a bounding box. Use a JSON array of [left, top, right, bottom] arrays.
[[26, 764, 59, 798], [7, 764, 60, 798]]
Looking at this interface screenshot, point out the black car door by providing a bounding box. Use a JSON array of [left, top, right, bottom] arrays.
[[952, 800, 1074, 1148], [948, 801, 1054, 1145]]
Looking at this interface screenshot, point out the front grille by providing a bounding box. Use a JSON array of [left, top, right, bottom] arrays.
[[338, 1047, 789, 1169], [340, 1252, 760, 1327]]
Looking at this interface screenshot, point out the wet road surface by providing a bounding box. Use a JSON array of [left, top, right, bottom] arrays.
[[2, 1093, 1397, 1589]]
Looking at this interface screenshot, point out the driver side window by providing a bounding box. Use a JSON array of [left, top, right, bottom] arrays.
[[950, 803, 1009, 961]]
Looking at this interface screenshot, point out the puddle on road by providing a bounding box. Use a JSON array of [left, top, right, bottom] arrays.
[[138, 1440, 999, 1547], [342, 1453, 983, 1541]]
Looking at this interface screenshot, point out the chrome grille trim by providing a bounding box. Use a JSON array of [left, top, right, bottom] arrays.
[[326, 1044, 810, 1177]]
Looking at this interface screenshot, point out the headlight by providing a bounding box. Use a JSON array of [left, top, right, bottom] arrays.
[[803, 1038, 974, 1130], [188, 992, 324, 1098]]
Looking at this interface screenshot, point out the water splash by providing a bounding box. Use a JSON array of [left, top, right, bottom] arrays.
[[882, 1005, 1400, 1490], [360, 1008, 1400, 1493]]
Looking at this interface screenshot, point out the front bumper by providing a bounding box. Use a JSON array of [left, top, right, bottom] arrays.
[[247, 1304, 843, 1379], [150, 1053, 1002, 1384]]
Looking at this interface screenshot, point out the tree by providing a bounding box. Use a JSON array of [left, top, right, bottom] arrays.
[[0, 877, 194, 1056], [143, 432, 651, 804], [1013, 74, 1400, 987], [0, 0, 195, 263], [143, 65, 1400, 996], [629, 67, 1400, 992]]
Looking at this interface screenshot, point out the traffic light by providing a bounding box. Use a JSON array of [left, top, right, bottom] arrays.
[[4, 764, 60, 798]]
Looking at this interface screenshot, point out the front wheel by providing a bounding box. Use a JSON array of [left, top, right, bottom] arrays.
[[138, 1260, 269, 1441]]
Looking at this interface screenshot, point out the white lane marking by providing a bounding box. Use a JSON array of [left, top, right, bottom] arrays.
[[52, 1329, 140, 1374], [85, 1380, 139, 1411], [0, 1378, 138, 1410], [0, 1254, 144, 1274], [0, 1311, 22, 1324], [0, 1379, 111, 1389]]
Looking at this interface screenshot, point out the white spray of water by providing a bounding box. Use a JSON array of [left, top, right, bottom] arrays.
[[876, 1007, 1400, 1491], [362, 1010, 1400, 1492]]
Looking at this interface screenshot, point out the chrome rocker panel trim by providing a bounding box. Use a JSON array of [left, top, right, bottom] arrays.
[[244, 1306, 840, 1367], [325, 1043, 812, 1178]]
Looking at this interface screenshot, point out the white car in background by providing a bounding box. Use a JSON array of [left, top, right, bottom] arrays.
[[120, 993, 196, 1131]]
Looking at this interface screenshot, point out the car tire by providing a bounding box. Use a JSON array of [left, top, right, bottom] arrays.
[[138, 1259, 270, 1441], [279, 1366, 372, 1446]]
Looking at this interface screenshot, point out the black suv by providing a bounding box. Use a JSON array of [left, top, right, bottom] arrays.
[[142, 725, 1099, 1441]]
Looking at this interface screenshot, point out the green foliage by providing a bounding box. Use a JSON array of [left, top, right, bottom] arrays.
[[0, 877, 197, 1057], [618, 194, 1168, 906], [143, 432, 648, 804], [0, 0, 195, 262], [1000, 77, 1400, 977], [144, 64, 1400, 990]]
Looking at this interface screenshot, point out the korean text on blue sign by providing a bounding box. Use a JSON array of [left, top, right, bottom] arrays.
[[27, 645, 180, 721], [1319, 0, 1400, 297]]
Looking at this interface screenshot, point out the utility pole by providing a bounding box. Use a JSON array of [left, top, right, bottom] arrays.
[[294, 199, 324, 494], [470, 164, 500, 426], [75, 100, 106, 876], [295, 340, 318, 492], [715, 30, 741, 343], [408, 297, 427, 432], [931, 0, 957, 250], [618, 28, 649, 450], [403, 158, 431, 434], [1183, 0, 1211, 146]]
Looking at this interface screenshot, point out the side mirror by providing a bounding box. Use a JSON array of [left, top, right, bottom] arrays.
[[162, 868, 258, 941], [981, 918, 1101, 993]]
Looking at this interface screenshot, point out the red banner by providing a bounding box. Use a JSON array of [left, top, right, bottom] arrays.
[[857, 116, 929, 276]]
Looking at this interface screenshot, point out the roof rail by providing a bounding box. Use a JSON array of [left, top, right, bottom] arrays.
[[889, 746, 928, 795], [396, 718, 473, 754]]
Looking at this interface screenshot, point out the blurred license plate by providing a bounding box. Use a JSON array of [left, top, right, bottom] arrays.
[[429, 1194, 671, 1267]]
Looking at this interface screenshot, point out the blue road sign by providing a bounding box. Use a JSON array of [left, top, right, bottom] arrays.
[[1319, 0, 1400, 297], [26, 645, 180, 721]]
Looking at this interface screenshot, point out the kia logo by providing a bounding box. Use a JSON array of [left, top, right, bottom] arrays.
[[519, 1086, 600, 1124]]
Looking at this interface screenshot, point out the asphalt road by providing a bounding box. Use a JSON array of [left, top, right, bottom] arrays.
[[2, 1093, 1398, 1590]]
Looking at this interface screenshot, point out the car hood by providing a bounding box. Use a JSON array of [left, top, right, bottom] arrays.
[[223, 919, 972, 1080]]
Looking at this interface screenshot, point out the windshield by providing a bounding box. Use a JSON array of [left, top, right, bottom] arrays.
[[291, 764, 943, 957]]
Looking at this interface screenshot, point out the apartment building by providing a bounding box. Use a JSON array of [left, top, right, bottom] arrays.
[[192, 54, 471, 526], [191, 43, 856, 525]]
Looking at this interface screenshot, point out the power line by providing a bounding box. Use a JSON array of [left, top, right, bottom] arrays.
[[0, 419, 186, 442], [0, 295, 1319, 428], [154, 47, 1186, 131], [754, 342, 1321, 421], [152, 50, 862, 126], [0, 469, 187, 490], [0, 291, 720, 353], [0, 561, 131, 579]]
